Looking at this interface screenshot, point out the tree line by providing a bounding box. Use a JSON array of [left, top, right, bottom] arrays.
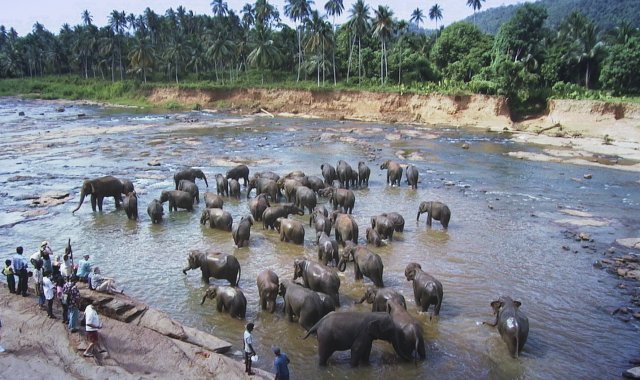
[[0, 1, 638, 109]]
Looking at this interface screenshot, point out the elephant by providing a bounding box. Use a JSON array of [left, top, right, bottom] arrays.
[[331, 212, 359, 247], [182, 250, 241, 286], [294, 186, 317, 214], [301, 175, 325, 193], [232, 216, 253, 247], [253, 171, 280, 182], [248, 193, 270, 221], [484, 296, 529, 358], [121, 179, 135, 195], [200, 285, 247, 319], [382, 212, 405, 232], [417, 201, 451, 229], [293, 259, 341, 307], [200, 208, 233, 231], [302, 311, 397, 367], [204, 192, 224, 209], [147, 199, 164, 224], [310, 210, 332, 241], [404, 262, 443, 317], [366, 227, 382, 247], [248, 177, 280, 202], [316, 291, 336, 315], [319, 187, 355, 214], [405, 164, 419, 189], [178, 179, 200, 204], [336, 160, 354, 189], [317, 232, 339, 267], [358, 161, 371, 188], [228, 179, 241, 199], [279, 279, 327, 330], [160, 190, 195, 212], [274, 217, 305, 245], [262, 204, 304, 230], [72, 175, 124, 213], [257, 270, 279, 313], [215, 174, 229, 197], [174, 168, 208, 189], [226, 164, 250, 187], [284, 170, 306, 180], [355, 285, 407, 312], [123, 191, 138, 220], [387, 299, 426, 363], [278, 178, 302, 203], [338, 242, 384, 288], [371, 215, 395, 241], [380, 160, 403, 187], [321, 163, 337, 186]]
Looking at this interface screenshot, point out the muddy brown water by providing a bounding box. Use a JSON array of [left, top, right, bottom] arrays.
[[1, 97, 639, 378]]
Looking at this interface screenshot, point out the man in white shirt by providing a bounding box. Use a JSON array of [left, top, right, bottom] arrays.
[[244, 322, 256, 375], [83, 302, 103, 357], [42, 274, 56, 319]]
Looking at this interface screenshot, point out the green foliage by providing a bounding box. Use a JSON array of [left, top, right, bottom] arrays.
[[430, 22, 492, 82], [492, 4, 547, 62], [600, 36, 640, 95]]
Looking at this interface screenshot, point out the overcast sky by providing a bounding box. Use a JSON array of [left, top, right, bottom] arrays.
[[2, 0, 526, 36]]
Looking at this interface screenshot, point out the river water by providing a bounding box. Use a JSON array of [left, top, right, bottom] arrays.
[[1, 97, 638, 379]]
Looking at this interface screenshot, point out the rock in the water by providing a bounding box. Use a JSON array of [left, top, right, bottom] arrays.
[[147, 159, 161, 167], [461, 143, 470, 149], [31, 191, 70, 207], [56, 107, 65, 112], [624, 367, 640, 379], [584, 173, 592, 179], [578, 232, 591, 241], [444, 181, 455, 186], [625, 270, 640, 280], [18, 111, 25, 116], [616, 238, 640, 249]]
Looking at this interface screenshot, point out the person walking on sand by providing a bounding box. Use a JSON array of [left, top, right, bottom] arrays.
[[83, 302, 104, 357], [2, 259, 16, 294], [63, 275, 80, 332], [12, 247, 29, 297], [42, 272, 56, 319], [244, 323, 257, 375], [76, 254, 92, 283], [272, 347, 290, 380]]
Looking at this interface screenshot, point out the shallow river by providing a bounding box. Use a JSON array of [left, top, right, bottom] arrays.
[[1, 97, 639, 379]]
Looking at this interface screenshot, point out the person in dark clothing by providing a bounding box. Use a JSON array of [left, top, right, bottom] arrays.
[[273, 346, 290, 380], [11, 247, 29, 296]]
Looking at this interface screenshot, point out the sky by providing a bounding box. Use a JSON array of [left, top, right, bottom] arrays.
[[1, 0, 526, 36]]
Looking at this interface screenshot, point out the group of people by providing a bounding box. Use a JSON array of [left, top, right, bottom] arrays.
[[244, 322, 290, 379]]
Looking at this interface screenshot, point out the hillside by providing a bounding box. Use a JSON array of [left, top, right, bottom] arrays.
[[464, 0, 640, 35]]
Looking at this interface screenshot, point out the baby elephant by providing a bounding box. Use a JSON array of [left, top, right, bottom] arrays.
[[233, 216, 253, 247], [200, 285, 247, 319], [417, 201, 451, 229], [484, 296, 529, 358], [404, 262, 443, 318], [257, 270, 279, 313]]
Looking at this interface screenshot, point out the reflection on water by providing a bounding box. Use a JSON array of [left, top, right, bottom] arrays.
[[0, 97, 639, 378]]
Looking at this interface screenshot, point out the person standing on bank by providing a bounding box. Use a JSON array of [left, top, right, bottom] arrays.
[[244, 323, 257, 375], [12, 247, 29, 297], [2, 260, 15, 294], [272, 347, 290, 380], [42, 272, 56, 319], [63, 276, 80, 332], [33, 260, 45, 308], [83, 301, 103, 357]]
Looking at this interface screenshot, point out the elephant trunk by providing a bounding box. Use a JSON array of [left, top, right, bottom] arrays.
[[202, 174, 209, 188], [200, 294, 208, 305], [72, 190, 86, 213], [338, 259, 347, 272], [354, 294, 366, 304], [182, 265, 191, 275], [416, 211, 422, 221]]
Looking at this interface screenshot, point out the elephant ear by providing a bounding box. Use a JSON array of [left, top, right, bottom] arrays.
[[513, 300, 522, 308]]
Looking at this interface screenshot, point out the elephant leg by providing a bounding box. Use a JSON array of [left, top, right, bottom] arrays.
[[90, 194, 97, 211], [351, 337, 373, 366], [115, 195, 122, 208], [355, 265, 363, 281], [426, 214, 433, 226], [418, 337, 426, 359], [434, 300, 442, 316], [216, 299, 224, 312], [97, 196, 105, 212], [260, 295, 266, 310], [317, 339, 333, 366]]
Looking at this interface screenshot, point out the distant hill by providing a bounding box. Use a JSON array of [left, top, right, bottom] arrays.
[[462, 0, 640, 35]]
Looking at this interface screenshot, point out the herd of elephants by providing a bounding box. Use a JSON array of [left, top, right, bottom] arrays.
[[70, 160, 529, 366]]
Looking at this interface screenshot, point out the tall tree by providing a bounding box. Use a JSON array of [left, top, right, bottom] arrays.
[[346, 0, 370, 84], [211, 0, 229, 18], [128, 35, 154, 83], [324, 0, 343, 85], [305, 10, 332, 86], [466, 0, 485, 26], [372, 5, 394, 85], [429, 4, 443, 37], [284, 0, 314, 82], [410, 8, 424, 29], [248, 26, 283, 84], [566, 22, 605, 89], [81, 10, 93, 26]]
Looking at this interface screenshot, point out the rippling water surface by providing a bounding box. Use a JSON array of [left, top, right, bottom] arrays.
[[1, 97, 638, 378]]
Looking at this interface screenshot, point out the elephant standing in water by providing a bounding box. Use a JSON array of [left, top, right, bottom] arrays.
[[200, 285, 247, 319], [279, 280, 328, 330], [183, 250, 241, 286], [262, 204, 304, 230], [338, 242, 385, 288], [215, 174, 229, 197], [228, 179, 241, 198], [336, 160, 354, 189], [160, 190, 195, 212], [275, 217, 305, 245], [356, 286, 407, 312], [200, 208, 233, 231], [358, 161, 371, 188], [232, 216, 253, 247], [417, 201, 451, 229], [404, 262, 443, 318], [405, 164, 419, 189], [174, 168, 208, 189], [248, 193, 270, 221], [257, 269, 279, 313], [484, 296, 529, 358], [321, 163, 337, 186], [147, 199, 164, 223], [178, 179, 200, 203], [123, 191, 138, 220], [387, 299, 426, 363], [331, 212, 359, 247], [293, 259, 341, 307], [226, 164, 250, 187], [72, 176, 125, 213], [380, 160, 403, 186], [204, 192, 224, 209]]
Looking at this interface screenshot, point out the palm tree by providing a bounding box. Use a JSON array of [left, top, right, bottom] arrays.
[[108, 10, 126, 80], [81, 10, 93, 26], [346, 0, 370, 84], [372, 5, 394, 85], [255, 0, 280, 28], [410, 8, 424, 29], [466, 0, 485, 26], [248, 26, 283, 84], [429, 4, 443, 38], [606, 20, 636, 45], [395, 20, 408, 85], [207, 31, 235, 81], [211, 0, 229, 18], [284, 0, 314, 82], [128, 36, 154, 83], [305, 10, 332, 86], [566, 22, 605, 89], [324, 0, 343, 85], [241, 4, 255, 28]]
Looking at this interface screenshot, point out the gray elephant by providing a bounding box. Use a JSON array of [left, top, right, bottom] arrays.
[[293, 259, 340, 307], [253, 171, 280, 182], [228, 179, 241, 199], [387, 299, 426, 363], [226, 164, 250, 187], [310, 209, 332, 241], [321, 163, 337, 186], [178, 179, 200, 203], [278, 279, 327, 330], [338, 242, 384, 288], [160, 190, 195, 212], [336, 160, 354, 189], [331, 212, 359, 247], [417, 201, 451, 229], [232, 216, 253, 247], [302, 311, 397, 366], [355, 286, 407, 312], [72, 175, 124, 213], [278, 178, 302, 203], [182, 250, 241, 286], [382, 212, 405, 232], [200, 208, 233, 231], [262, 203, 304, 230], [123, 191, 138, 220], [121, 179, 135, 195], [294, 186, 317, 214], [484, 296, 529, 358], [358, 161, 371, 188], [200, 285, 247, 319], [174, 168, 208, 189], [147, 199, 164, 224], [316, 291, 336, 315], [404, 262, 443, 317], [366, 227, 382, 247], [257, 270, 279, 313], [405, 164, 419, 189], [215, 174, 228, 196], [301, 175, 325, 193], [249, 177, 280, 202], [320, 187, 355, 214], [248, 193, 270, 221], [371, 214, 395, 241], [317, 232, 339, 267], [274, 217, 305, 245], [204, 192, 224, 209], [380, 160, 403, 186]]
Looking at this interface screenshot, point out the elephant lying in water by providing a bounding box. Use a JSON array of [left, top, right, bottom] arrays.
[[201, 285, 247, 319], [484, 296, 529, 358], [183, 250, 241, 286]]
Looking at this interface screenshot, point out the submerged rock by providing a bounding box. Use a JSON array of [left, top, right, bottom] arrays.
[[624, 367, 640, 379]]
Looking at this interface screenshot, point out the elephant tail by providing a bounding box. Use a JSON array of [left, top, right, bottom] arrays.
[[235, 263, 241, 287], [302, 321, 321, 340]]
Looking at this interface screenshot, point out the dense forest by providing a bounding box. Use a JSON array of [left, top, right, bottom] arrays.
[[0, 0, 639, 113]]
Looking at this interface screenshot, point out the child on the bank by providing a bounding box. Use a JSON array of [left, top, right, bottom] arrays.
[[2, 260, 15, 294]]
